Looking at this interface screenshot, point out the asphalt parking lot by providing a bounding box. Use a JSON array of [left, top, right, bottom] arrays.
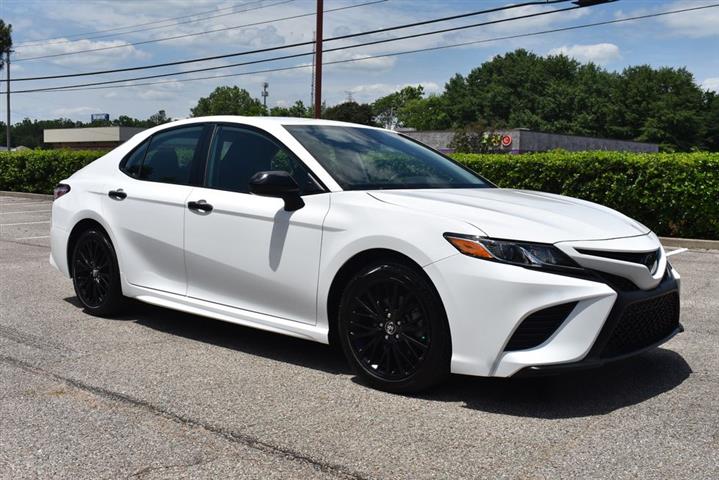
[[1, 193, 717, 480]]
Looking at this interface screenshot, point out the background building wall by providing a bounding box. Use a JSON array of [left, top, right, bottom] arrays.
[[401, 129, 659, 153]]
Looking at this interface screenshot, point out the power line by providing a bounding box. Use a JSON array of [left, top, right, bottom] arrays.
[[11, 0, 575, 80], [7, 2, 580, 91], [8, 3, 713, 96], [13, 0, 274, 47], [13, 0, 386, 61]]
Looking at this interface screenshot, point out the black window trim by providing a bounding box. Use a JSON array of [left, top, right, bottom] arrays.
[[118, 122, 214, 187], [197, 121, 329, 196]]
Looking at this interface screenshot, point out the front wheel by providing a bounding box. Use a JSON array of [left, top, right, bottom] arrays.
[[71, 229, 125, 317], [337, 261, 451, 393]]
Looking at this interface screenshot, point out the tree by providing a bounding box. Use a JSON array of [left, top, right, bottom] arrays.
[[608, 65, 706, 151], [449, 121, 502, 154], [0, 20, 11, 70], [3, 111, 175, 148], [323, 101, 376, 125], [372, 85, 424, 129], [190, 86, 266, 117], [398, 95, 450, 130], [442, 74, 473, 128], [703, 91, 719, 151], [269, 100, 309, 117], [148, 109, 170, 126]]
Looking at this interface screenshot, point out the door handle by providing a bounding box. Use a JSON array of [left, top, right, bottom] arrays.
[[108, 189, 127, 200], [188, 200, 213, 213]]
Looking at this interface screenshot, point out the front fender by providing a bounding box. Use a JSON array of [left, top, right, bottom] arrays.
[[315, 191, 482, 336]]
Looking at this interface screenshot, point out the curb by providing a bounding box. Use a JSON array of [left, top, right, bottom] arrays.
[[1, 191, 53, 200], [660, 237, 719, 251]]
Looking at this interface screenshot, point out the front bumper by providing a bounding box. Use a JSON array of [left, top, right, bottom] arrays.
[[515, 268, 681, 376], [424, 252, 681, 378], [514, 325, 683, 376]]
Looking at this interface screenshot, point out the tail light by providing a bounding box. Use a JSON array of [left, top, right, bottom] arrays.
[[53, 183, 71, 200]]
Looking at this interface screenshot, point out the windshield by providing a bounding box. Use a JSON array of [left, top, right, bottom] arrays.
[[284, 125, 492, 190]]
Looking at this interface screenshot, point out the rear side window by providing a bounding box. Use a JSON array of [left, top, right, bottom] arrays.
[[121, 140, 149, 177], [139, 126, 205, 185]]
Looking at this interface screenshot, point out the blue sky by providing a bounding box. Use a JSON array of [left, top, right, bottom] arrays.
[[2, 0, 718, 122]]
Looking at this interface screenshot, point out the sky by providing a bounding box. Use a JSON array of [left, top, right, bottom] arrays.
[[1, 0, 718, 123]]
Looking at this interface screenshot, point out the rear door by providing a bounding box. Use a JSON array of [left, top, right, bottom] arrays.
[[103, 124, 211, 295], [184, 124, 329, 324]]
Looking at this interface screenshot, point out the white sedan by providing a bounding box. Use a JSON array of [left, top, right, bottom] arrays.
[[50, 116, 682, 392]]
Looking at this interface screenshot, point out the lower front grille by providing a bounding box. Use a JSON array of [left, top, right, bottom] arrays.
[[505, 302, 577, 351], [592, 270, 639, 291], [601, 292, 680, 358]]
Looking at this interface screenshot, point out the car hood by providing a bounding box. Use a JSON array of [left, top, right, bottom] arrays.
[[368, 188, 650, 243]]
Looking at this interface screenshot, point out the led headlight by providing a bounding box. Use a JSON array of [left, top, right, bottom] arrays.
[[444, 233, 581, 270]]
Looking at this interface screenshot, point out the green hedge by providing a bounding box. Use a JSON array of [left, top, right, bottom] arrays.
[[1, 149, 717, 239], [451, 151, 719, 240], [0, 150, 107, 195]]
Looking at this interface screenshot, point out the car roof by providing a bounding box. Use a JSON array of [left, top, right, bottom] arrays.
[[156, 115, 389, 131]]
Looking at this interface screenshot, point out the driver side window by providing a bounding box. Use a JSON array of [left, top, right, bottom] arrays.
[[206, 126, 322, 194]]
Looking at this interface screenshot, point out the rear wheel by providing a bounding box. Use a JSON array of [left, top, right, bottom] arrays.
[[338, 261, 451, 393], [71, 229, 124, 317]]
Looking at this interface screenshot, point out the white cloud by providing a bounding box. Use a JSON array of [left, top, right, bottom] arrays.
[[15, 39, 149, 66], [327, 53, 397, 73], [701, 77, 719, 92], [138, 88, 181, 100], [51, 106, 102, 116], [615, 1, 719, 38], [660, 0, 719, 38], [548, 43, 621, 65], [346, 81, 441, 103]]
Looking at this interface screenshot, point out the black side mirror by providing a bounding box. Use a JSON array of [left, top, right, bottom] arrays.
[[249, 171, 305, 211]]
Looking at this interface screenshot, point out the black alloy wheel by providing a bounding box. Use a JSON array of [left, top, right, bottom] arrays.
[[72, 229, 124, 316], [338, 261, 451, 393]]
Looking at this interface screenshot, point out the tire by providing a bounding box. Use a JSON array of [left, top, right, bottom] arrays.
[[71, 229, 125, 317], [337, 260, 451, 393]]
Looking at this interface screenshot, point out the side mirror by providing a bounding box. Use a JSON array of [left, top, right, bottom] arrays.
[[249, 171, 305, 211]]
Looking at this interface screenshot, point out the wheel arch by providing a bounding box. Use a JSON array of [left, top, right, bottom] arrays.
[[325, 248, 450, 351], [66, 218, 111, 277]]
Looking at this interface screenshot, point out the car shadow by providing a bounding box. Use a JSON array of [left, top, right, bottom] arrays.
[[64, 296, 692, 418], [415, 348, 692, 419], [64, 296, 350, 375]]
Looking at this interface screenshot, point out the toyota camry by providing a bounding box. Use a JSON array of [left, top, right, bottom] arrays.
[[50, 117, 682, 392]]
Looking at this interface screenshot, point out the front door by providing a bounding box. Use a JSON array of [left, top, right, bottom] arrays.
[[184, 125, 329, 325]]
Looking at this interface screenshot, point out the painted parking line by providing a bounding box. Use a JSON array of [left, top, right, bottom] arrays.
[[0, 201, 53, 207], [13, 235, 51, 240], [0, 221, 51, 226], [0, 210, 52, 215]]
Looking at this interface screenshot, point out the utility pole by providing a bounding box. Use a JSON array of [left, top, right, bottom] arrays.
[[261, 82, 269, 109], [5, 50, 9, 150], [310, 31, 315, 110], [313, 0, 323, 119]]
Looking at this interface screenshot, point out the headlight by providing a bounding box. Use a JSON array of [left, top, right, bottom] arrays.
[[444, 233, 581, 270]]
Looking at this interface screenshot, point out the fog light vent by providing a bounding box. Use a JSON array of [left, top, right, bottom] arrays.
[[504, 302, 578, 351]]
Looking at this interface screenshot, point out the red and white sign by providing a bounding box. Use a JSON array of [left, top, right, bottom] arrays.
[[501, 135, 513, 147]]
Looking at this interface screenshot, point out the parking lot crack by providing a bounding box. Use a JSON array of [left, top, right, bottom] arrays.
[[0, 324, 78, 357], [0, 354, 371, 480]]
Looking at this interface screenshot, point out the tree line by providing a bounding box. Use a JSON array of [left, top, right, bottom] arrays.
[[3, 49, 717, 151], [0, 111, 171, 149], [189, 49, 719, 152]]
